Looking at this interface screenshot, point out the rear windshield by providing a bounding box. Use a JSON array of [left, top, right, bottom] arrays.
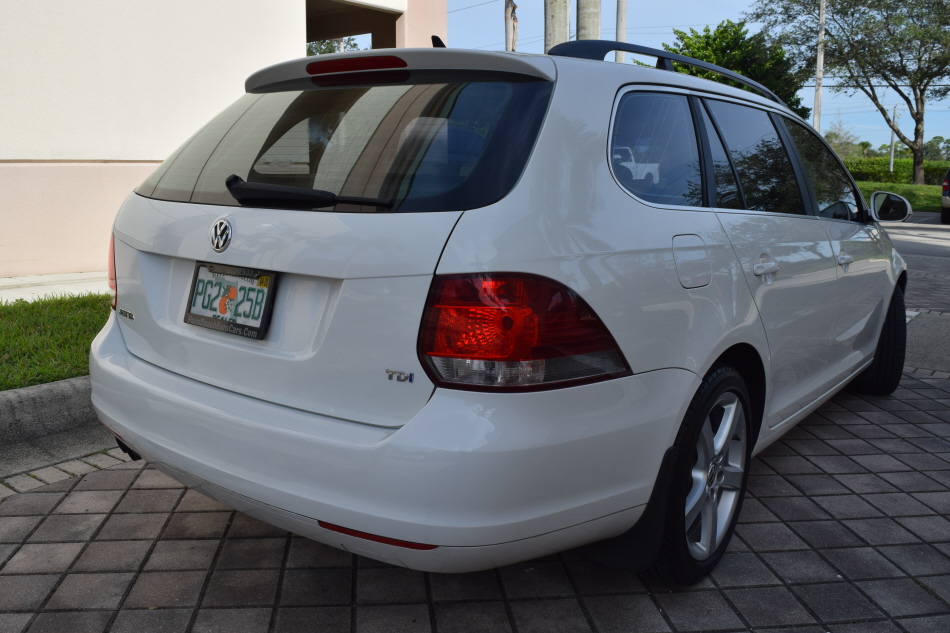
[[137, 71, 553, 213]]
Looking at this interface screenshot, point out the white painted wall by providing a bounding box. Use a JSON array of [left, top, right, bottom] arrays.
[[0, 0, 307, 160]]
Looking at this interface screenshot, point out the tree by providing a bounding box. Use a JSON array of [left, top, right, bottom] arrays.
[[858, 141, 872, 158], [663, 20, 812, 119], [878, 143, 911, 159], [823, 117, 860, 158], [924, 136, 946, 161], [307, 38, 359, 56], [749, 0, 950, 184]]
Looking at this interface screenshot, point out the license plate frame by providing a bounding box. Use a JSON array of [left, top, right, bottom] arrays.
[[183, 262, 278, 340]]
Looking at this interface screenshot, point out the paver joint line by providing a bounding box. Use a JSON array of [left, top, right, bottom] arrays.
[[1, 372, 950, 631]]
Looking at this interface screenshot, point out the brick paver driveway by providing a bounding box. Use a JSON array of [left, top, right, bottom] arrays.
[[0, 373, 948, 633]]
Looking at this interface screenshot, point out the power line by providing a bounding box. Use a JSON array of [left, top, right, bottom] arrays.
[[448, 0, 500, 13]]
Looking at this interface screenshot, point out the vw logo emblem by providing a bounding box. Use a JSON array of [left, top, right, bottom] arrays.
[[210, 219, 232, 253]]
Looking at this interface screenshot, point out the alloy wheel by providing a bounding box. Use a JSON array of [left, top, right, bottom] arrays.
[[684, 391, 746, 561]]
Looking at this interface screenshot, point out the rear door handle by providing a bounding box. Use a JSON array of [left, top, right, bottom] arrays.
[[753, 262, 780, 276]]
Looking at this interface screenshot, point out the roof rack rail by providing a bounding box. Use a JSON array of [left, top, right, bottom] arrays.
[[547, 40, 786, 107]]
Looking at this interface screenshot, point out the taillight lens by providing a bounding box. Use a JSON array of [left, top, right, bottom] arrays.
[[419, 273, 631, 390], [107, 234, 116, 310], [943, 178, 948, 193]]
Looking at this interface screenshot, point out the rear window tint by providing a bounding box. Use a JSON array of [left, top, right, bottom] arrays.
[[138, 73, 552, 213], [610, 92, 702, 207], [137, 94, 262, 201]]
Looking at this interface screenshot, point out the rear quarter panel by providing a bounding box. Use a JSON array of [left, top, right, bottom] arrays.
[[438, 59, 772, 448]]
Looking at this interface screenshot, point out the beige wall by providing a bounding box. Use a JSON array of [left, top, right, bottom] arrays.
[[0, 163, 159, 277], [0, 0, 307, 161], [0, 0, 446, 277], [0, 0, 305, 276], [396, 0, 448, 48], [305, 0, 445, 49]]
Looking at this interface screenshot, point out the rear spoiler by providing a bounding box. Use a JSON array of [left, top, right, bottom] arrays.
[[245, 49, 556, 93]]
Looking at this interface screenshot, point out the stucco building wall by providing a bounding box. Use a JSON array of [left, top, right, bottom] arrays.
[[0, 0, 447, 277]]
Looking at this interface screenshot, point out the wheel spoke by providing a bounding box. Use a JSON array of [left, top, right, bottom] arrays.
[[699, 490, 718, 555], [713, 394, 739, 455], [698, 418, 715, 464], [720, 466, 743, 490], [684, 484, 705, 530]]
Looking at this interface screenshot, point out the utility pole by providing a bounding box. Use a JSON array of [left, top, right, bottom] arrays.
[[889, 105, 901, 172], [813, 0, 826, 131], [512, 2, 519, 51], [544, 0, 569, 52], [577, 0, 600, 41], [505, 0, 516, 51], [615, 0, 627, 62]]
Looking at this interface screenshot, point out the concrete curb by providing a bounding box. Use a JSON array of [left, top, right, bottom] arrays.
[[0, 376, 97, 445]]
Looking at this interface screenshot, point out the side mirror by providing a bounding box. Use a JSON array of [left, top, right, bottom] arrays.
[[869, 191, 912, 222]]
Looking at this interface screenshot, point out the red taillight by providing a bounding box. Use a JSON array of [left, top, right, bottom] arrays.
[[107, 234, 117, 310], [419, 273, 631, 390], [306, 56, 407, 76], [317, 521, 438, 550], [943, 178, 948, 193]]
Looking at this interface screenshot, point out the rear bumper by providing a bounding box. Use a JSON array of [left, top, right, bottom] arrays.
[[942, 195, 950, 209], [90, 313, 698, 572]]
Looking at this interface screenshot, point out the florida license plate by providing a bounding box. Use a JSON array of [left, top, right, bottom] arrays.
[[184, 263, 277, 339]]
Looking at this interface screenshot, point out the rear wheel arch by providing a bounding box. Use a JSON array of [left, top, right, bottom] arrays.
[[711, 344, 766, 447]]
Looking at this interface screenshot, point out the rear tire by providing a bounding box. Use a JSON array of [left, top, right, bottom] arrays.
[[941, 208, 950, 225], [847, 285, 906, 395], [651, 364, 752, 585]]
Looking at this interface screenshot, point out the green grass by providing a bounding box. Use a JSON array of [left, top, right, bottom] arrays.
[[0, 293, 113, 391], [855, 181, 944, 213]]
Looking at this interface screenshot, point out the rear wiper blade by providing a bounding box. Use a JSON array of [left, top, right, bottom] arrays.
[[225, 175, 394, 208]]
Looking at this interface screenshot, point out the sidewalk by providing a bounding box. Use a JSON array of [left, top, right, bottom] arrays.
[[0, 272, 109, 304]]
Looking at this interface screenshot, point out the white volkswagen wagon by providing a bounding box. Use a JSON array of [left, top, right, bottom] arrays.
[[90, 41, 912, 584]]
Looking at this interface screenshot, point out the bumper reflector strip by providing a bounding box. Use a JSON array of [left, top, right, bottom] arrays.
[[318, 521, 439, 550]]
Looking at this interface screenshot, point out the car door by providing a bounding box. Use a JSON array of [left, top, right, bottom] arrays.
[[781, 118, 892, 378], [700, 98, 840, 427]]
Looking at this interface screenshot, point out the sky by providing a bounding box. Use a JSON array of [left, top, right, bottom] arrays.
[[421, 0, 950, 149]]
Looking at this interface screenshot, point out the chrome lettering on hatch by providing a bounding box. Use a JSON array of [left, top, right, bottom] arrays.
[[118, 308, 135, 321], [385, 370, 414, 383]]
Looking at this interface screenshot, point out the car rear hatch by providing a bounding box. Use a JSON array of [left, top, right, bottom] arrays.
[[112, 50, 555, 428]]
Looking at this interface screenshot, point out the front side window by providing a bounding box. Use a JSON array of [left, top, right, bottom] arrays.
[[784, 119, 859, 221], [611, 92, 702, 207], [705, 100, 804, 215]]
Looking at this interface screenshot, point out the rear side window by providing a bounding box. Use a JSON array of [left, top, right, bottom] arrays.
[[610, 93, 702, 207], [705, 100, 804, 215], [697, 102, 741, 210], [138, 73, 553, 213], [784, 119, 859, 221]]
